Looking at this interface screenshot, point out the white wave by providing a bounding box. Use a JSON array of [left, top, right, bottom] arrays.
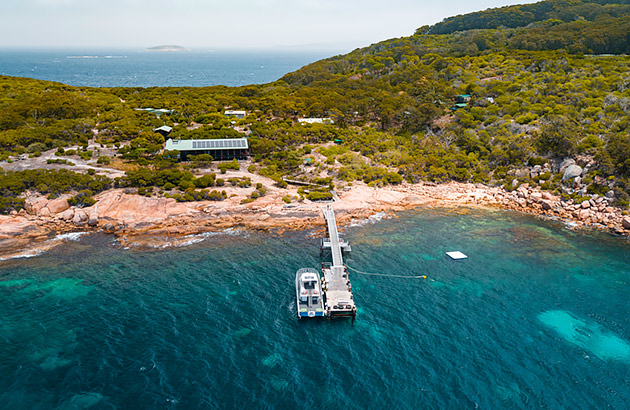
[[0, 250, 44, 262], [348, 211, 388, 227], [66, 56, 99, 59], [223, 228, 247, 237], [141, 228, 247, 249], [51, 232, 89, 242], [0, 232, 88, 262], [171, 232, 219, 247]]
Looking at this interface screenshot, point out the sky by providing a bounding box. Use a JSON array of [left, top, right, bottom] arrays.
[[3, 0, 537, 52]]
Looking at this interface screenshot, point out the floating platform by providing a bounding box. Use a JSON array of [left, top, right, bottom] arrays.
[[446, 251, 468, 260]]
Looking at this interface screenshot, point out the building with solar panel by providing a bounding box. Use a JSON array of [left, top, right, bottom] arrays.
[[164, 138, 248, 161]]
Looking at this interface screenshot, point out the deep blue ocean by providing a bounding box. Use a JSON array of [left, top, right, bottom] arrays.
[[0, 49, 334, 87], [0, 207, 629, 409]]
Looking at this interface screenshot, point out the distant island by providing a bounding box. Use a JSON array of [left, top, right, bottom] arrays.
[[144, 45, 189, 52]]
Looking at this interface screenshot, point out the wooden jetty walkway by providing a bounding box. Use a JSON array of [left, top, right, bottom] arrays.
[[321, 205, 357, 319]]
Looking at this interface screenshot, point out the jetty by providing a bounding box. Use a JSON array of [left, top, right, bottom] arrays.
[[320, 205, 356, 319]]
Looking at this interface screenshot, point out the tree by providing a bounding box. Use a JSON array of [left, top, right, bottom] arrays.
[[537, 115, 578, 157]]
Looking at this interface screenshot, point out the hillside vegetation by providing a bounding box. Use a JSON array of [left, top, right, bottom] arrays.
[[1, 0, 630, 212]]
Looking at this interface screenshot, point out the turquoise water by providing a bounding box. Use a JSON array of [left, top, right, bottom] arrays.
[[1, 208, 629, 409]]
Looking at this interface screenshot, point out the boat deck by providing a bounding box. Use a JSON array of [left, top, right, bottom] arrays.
[[296, 268, 324, 319]]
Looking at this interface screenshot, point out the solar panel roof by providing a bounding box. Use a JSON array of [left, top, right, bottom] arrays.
[[165, 138, 248, 151]]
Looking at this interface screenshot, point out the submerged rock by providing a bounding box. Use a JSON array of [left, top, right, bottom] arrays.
[[62, 392, 104, 409], [538, 310, 630, 363]]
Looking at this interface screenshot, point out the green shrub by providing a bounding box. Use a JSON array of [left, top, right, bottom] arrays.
[[306, 191, 333, 201], [515, 113, 538, 124], [274, 178, 288, 188], [47, 159, 72, 165], [205, 190, 227, 201], [178, 179, 195, 191], [218, 159, 240, 173], [27, 142, 47, 154], [194, 174, 216, 188], [97, 156, 111, 165], [0, 197, 25, 213], [68, 189, 96, 208], [239, 178, 252, 188]]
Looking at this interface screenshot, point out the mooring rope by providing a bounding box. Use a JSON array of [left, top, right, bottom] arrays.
[[345, 264, 427, 279]]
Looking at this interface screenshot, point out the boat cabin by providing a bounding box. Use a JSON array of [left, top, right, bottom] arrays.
[[296, 268, 324, 318], [299, 272, 320, 302]]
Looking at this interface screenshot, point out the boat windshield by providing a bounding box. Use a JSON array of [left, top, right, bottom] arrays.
[[303, 280, 316, 290]]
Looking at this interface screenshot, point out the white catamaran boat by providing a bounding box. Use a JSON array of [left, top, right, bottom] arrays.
[[295, 268, 324, 319]]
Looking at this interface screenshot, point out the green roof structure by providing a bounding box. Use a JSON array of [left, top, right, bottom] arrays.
[[165, 138, 248, 151], [164, 138, 249, 161]]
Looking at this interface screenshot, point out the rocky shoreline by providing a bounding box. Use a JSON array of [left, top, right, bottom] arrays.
[[1, 179, 629, 261], [392, 181, 630, 234]]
